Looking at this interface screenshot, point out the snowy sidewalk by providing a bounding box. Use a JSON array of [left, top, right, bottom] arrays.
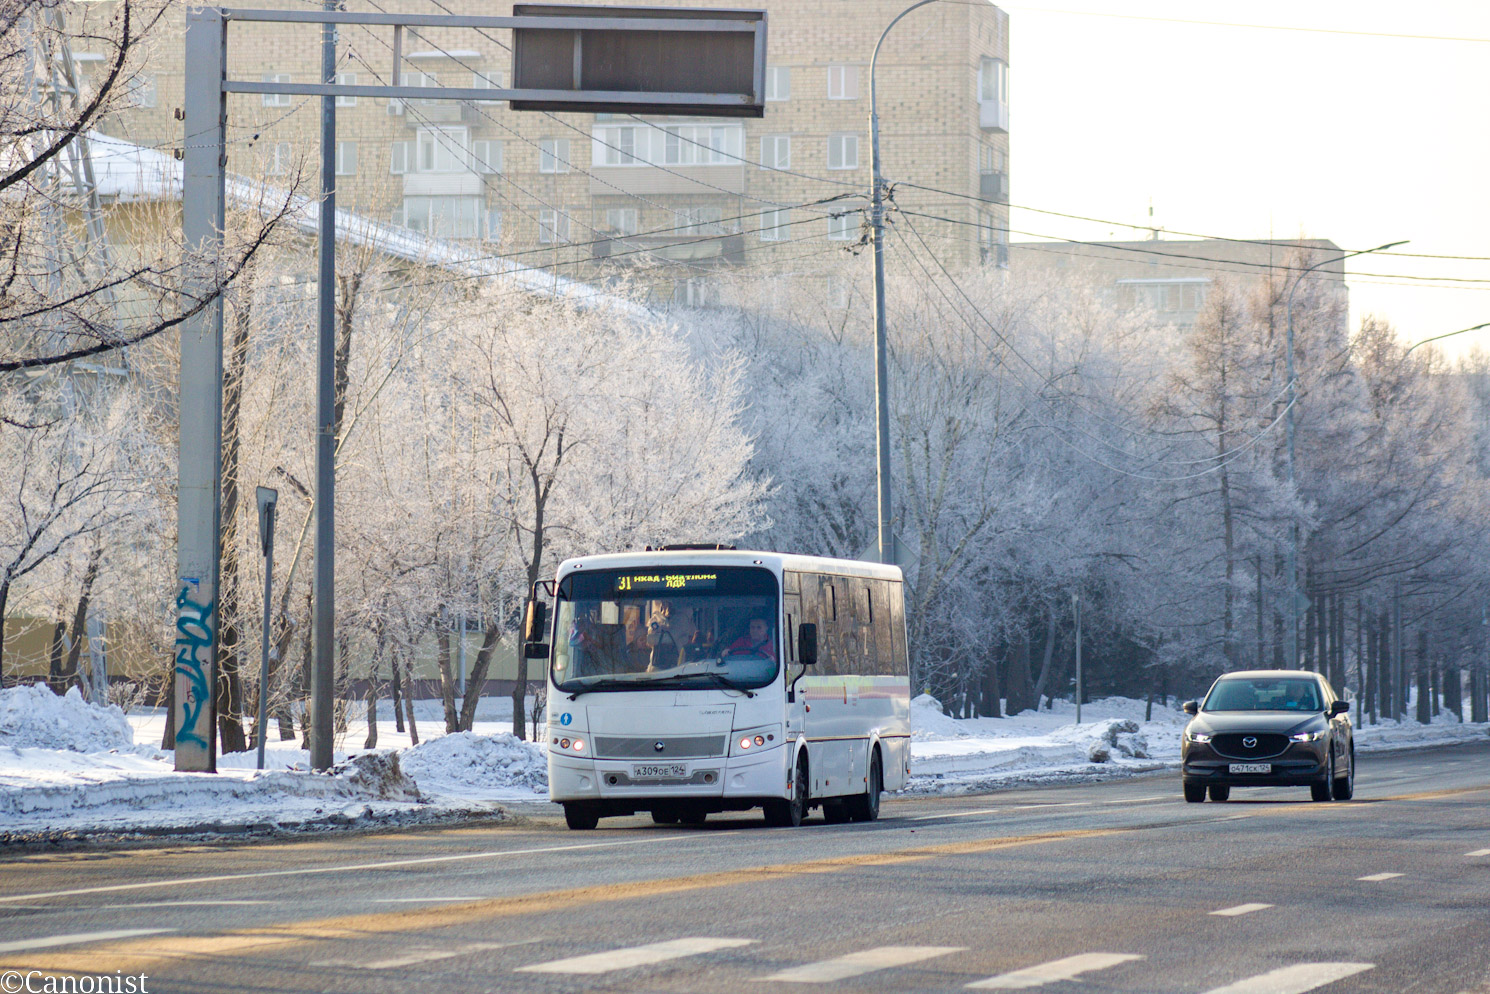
[[1, 685, 1485, 840]]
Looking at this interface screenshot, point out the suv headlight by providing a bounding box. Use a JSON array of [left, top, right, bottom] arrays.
[[1184, 730, 1211, 743], [1290, 729, 1327, 742]]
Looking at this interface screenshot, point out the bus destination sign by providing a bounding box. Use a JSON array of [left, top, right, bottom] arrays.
[[615, 572, 718, 593]]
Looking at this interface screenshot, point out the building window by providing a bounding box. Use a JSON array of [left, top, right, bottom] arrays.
[[266, 142, 292, 175], [389, 140, 412, 175], [601, 127, 637, 165], [484, 209, 502, 242], [389, 71, 437, 114], [124, 74, 156, 108], [827, 211, 858, 241], [675, 206, 725, 235], [760, 134, 790, 170], [606, 207, 638, 236], [335, 141, 357, 176], [335, 72, 357, 107], [262, 73, 291, 108], [472, 139, 502, 174], [539, 138, 570, 173], [827, 134, 859, 170], [472, 70, 502, 103], [827, 65, 859, 100], [401, 195, 482, 238], [979, 57, 1009, 104], [417, 126, 470, 173], [759, 209, 791, 242], [538, 209, 570, 243], [765, 66, 790, 102]]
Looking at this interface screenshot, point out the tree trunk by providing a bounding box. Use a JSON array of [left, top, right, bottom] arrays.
[[1004, 636, 1033, 715], [1254, 556, 1265, 669], [1030, 603, 1059, 705], [215, 265, 254, 756], [46, 617, 66, 694], [436, 609, 458, 733], [60, 545, 102, 696], [1272, 553, 1285, 668], [459, 620, 503, 733], [398, 649, 419, 746], [1365, 610, 1378, 722], [1416, 629, 1431, 724], [334, 632, 350, 734], [0, 579, 9, 684], [1443, 661, 1461, 720], [980, 644, 1002, 718], [391, 647, 405, 733], [161, 669, 177, 749]]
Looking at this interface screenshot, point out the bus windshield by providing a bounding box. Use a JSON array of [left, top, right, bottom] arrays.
[[550, 566, 780, 694]]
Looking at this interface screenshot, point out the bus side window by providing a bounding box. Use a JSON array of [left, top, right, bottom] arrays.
[[888, 580, 908, 676]]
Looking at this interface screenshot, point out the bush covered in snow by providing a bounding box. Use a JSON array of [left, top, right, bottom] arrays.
[[0, 684, 135, 753]]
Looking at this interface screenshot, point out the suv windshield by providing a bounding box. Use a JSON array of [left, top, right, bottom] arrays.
[[551, 566, 779, 694], [1204, 677, 1324, 712]]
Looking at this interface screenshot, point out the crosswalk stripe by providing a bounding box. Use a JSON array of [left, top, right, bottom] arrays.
[[757, 945, 965, 982], [1357, 872, 1403, 882], [516, 937, 755, 975], [1199, 962, 1374, 994], [314, 940, 532, 970], [966, 952, 1144, 989], [1210, 903, 1274, 916]]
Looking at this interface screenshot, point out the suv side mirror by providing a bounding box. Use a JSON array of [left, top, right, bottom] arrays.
[[1328, 700, 1349, 717], [797, 623, 818, 667], [523, 600, 548, 643], [1182, 700, 1199, 716]]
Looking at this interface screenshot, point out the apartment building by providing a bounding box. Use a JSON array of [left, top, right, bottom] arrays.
[[90, 0, 1011, 304], [1008, 238, 1349, 329]]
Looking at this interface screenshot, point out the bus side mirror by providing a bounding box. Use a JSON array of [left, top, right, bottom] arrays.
[[797, 623, 818, 667], [524, 600, 548, 643], [524, 642, 550, 660], [1182, 700, 1199, 716]]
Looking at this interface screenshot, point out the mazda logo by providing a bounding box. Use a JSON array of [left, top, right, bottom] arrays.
[[1242, 736, 1257, 749], [654, 741, 666, 752]]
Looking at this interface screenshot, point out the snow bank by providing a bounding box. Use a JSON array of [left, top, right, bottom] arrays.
[[0, 684, 134, 752], [400, 731, 548, 801]]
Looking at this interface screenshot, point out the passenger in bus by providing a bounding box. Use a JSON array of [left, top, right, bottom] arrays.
[[622, 607, 650, 672], [726, 616, 776, 659], [646, 602, 697, 671]]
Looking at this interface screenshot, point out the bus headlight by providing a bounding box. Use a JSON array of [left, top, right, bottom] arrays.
[[730, 724, 782, 756]]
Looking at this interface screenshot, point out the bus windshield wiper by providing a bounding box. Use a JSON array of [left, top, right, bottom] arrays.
[[646, 670, 755, 698], [565, 678, 639, 700]]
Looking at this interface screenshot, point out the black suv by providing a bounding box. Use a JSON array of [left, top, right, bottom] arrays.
[[1181, 670, 1354, 803]]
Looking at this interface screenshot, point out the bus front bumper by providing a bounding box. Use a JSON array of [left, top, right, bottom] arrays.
[[549, 746, 788, 804]]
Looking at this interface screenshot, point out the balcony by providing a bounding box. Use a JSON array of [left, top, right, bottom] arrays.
[[979, 170, 1009, 203], [980, 99, 1009, 133], [589, 164, 745, 196], [593, 232, 745, 266]]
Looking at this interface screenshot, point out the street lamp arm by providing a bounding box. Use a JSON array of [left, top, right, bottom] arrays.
[[1403, 321, 1490, 358], [1286, 240, 1410, 314]]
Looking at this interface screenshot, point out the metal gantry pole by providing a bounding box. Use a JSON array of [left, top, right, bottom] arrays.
[[174, 8, 228, 773], [255, 487, 277, 771], [310, 2, 338, 771]]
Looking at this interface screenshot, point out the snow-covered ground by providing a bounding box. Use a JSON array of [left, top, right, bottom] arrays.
[[1, 685, 1485, 839]]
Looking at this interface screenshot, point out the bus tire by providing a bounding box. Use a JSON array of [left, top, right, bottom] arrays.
[[650, 809, 679, 825], [848, 748, 882, 822], [821, 798, 852, 824], [764, 753, 808, 827], [563, 802, 600, 830]]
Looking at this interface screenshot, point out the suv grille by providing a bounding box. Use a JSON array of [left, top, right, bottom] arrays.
[[1212, 732, 1289, 760]]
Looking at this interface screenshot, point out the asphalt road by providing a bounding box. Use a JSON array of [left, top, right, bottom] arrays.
[[2, 741, 1489, 994]]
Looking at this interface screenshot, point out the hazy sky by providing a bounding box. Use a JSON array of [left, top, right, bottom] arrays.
[[1002, 0, 1490, 354]]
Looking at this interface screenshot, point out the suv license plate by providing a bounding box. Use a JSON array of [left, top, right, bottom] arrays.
[[1229, 763, 1271, 774], [632, 764, 687, 779]]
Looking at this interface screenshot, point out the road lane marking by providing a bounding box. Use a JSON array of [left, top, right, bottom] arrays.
[[97, 901, 271, 909], [910, 809, 1001, 821], [371, 897, 486, 903], [756, 945, 965, 982], [1466, 849, 1490, 857], [1199, 962, 1373, 994], [1010, 802, 1091, 810], [1210, 903, 1273, 917], [0, 826, 1124, 976], [315, 940, 531, 970], [517, 937, 754, 974], [0, 834, 697, 905], [1357, 872, 1403, 882], [966, 952, 1144, 989], [0, 930, 174, 954], [1102, 795, 1165, 804]]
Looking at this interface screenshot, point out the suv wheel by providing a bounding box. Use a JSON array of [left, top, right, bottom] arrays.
[[1183, 781, 1206, 803]]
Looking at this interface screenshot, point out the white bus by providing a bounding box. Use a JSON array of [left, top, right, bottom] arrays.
[[530, 548, 911, 830]]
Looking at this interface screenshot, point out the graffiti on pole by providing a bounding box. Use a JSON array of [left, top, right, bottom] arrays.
[[173, 579, 216, 752]]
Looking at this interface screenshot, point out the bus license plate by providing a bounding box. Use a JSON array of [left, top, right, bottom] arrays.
[[632, 763, 687, 779], [1229, 763, 1271, 774]]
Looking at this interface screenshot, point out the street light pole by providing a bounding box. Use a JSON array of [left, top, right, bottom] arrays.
[[869, 0, 939, 565], [1282, 239, 1406, 670]]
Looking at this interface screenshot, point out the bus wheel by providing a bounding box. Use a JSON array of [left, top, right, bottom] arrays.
[[848, 750, 882, 822], [764, 754, 808, 827], [680, 808, 708, 826], [651, 809, 679, 825], [821, 799, 852, 824], [563, 803, 600, 830]]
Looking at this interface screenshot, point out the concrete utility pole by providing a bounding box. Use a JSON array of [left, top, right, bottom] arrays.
[[309, 0, 338, 772], [1282, 240, 1405, 672], [1073, 592, 1083, 724], [868, 0, 939, 565]]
